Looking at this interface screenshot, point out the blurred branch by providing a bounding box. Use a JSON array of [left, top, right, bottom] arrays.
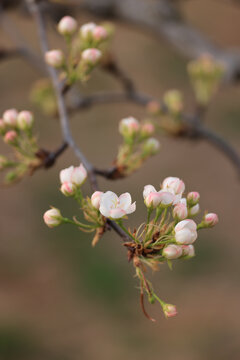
[[47, 0, 240, 84], [0, 7, 46, 72]]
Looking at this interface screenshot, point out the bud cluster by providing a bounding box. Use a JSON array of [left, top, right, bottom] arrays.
[[44, 169, 218, 319], [0, 108, 40, 183], [44, 16, 113, 84], [116, 116, 160, 176], [187, 54, 225, 105]]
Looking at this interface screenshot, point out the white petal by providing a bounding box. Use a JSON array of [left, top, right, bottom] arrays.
[[143, 185, 156, 199], [126, 201, 136, 214], [109, 208, 126, 219], [100, 191, 118, 211], [118, 192, 132, 210], [60, 166, 74, 184]]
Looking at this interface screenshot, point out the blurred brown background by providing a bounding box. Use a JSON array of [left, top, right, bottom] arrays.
[[0, 1, 240, 359]]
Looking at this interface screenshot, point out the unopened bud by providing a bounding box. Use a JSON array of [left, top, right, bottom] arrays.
[[164, 90, 183, 115], [140, 122, 155, 137], [43, 208, 62, 228], [58, 16, 77, 36], [3, 109, 18, 127], [163, 304, 177, 318], [119, 117, 140, 138], [79, 22, 96, 39], [173, 203, 188, 220], [189, 203, 200, 216], [93, 26, 108, 41], [91, 191, 103, 209], [162, 244, 182, 259], [60, 182, 76, 197], [204, 213, 219, 227], [17, 111, 34, 130], [81, 48, 102, 65], [187, 191, 200, 205], [181, 244, 195, 258], [4, 130, 18, 145], [45, 50, 64, 68], [0, 155, 8, 170], [142, 138, 160, 155]]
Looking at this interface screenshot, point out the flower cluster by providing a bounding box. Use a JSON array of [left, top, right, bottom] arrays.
[[187, 54, 225, 105], [116, 116, 160, 176], [44, 16, 113, 84], [44, 171, 218, 319], [0, 109, 41, 183]]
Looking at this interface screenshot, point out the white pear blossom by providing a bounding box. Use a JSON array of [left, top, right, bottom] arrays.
[[175, 219, 197, 244], [81, 48, 102, 65], [99, 191, 136, 219], [119, 117, 140, 137], [189, 203, 200, 216]]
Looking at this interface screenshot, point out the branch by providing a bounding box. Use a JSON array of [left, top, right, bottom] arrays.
[[27, 0, 129, 241], [57, 0, 240, 83]]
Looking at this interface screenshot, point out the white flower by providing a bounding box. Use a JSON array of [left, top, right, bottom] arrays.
[[162, 244, 182, 259], [143, 138, 160, 155], [99, 191, 136, 219], [43, 208, 62, 228], [91, 191, 103, 209], [58, 16, 77, 36], [143, 185, 175, 208], [175, 219, 197, 244], [59, 164, 87, 186]]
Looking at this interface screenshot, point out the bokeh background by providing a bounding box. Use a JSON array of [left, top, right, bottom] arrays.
[[0, 1, 240, 359]]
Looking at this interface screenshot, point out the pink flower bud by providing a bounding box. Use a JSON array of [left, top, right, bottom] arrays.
[[58, 16, 77, 36], [163, 304, 177, 318], [181, 244, 195, 257], [187, 191, 200, 205], [93, 26, 108, 41], [81, 48, 102, 65], [80, 22, 97, 38], [175, 219, 197, 244], [3, 109, 18, 127], [43, 208, 62, 228], [60, 182, 76, 197], [173, 203, 188, 220], [204, 213, 219, 227], [60, 164, 87, 187], [162, 244, 182, 259], [141, 122, 155, 137], [145, 192, 162, 208], [119, 117, 140, 137], [17, 111, 34, 130], [189, 203, 200, 216], [4, 130, 18, 145], [143, 138, 160, 155], [91, 191, 103, 209], [45, 50, 64, 68]]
